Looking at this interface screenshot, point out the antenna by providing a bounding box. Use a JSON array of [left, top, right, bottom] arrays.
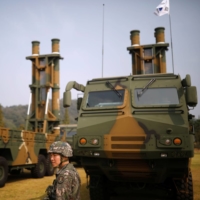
[[168, 12, 175, 74], [102, 4, 105, 78]]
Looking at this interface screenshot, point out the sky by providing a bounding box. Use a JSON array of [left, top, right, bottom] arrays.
[[0, 0, 200, 118]]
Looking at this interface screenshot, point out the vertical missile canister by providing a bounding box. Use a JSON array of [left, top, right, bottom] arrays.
[[129, 30, 142, 75], [52, 38, 60, 54], [31, 41, 41, 115], [154, 27, 165, 44], [32, 41, 40, 55], [51, 39, 60, 119], [154, 27, 167, 73], [26, 39, 63, 133], [130, 30, 140, 46], [127, 27, 169, 75]]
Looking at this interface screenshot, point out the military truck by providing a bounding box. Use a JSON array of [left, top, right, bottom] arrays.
[[59, 124, 81, 165], [63, 27, 198, 199], [59, 124, 77, 146], [0, 39, 63, 187]]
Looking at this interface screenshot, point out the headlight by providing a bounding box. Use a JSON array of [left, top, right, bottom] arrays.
[[90, 138, 99, 145], [173, 138, 182, 145], [79, 138, 87, 145], [165, 138, 172, 145], [78, 136, 101, 147]]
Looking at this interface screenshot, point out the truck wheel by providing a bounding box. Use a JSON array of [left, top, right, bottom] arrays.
[[31, 154, 46, 178], [89, 175, 110, 200], [45, 156, 54, 176], [0, 157, 8, 188], [175, 170, 193, 200]]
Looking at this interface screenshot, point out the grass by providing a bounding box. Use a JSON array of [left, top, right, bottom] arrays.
[[0, 167, 89, 200], [192, 150, 200, 200], [0, 152, 200, 200]]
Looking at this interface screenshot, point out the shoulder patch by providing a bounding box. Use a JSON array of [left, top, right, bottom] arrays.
[[57, 175, 65, 184]]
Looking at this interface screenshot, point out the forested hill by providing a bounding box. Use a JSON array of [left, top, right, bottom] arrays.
[[1, 99, 77, 129]]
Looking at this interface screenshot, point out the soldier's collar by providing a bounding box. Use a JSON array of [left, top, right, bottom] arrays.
[[56, 163, 70, 174]]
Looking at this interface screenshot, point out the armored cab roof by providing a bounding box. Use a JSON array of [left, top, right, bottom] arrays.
[[90, 73, 177, 82]]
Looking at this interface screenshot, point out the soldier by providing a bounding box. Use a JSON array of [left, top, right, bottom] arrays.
[[44, 141, 81, 200]]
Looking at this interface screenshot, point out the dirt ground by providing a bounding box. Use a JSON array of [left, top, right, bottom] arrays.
[[0, 152, 199, 200], [0, 167, 172, 200]]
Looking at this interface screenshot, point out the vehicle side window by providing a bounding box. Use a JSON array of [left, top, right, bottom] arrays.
[[66, 128, 77, 137], [60, 128, 65, 136]]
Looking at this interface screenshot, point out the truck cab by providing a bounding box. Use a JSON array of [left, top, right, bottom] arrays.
[[63, 27, 198, 200]]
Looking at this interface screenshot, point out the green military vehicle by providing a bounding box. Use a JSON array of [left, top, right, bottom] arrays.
[[63, 27, 198, 199], [59, 124, 77, 146], [0, 39, 63, 187], [59, 124, 81, 165]]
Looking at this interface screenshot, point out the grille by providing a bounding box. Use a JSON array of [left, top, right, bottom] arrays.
[[111, 136, 145, 141], [112, 173, 156, 181], [112, 144, 145, 149], [112, 152, 145, 158]]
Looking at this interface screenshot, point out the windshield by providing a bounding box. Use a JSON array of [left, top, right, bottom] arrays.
[[134, 88, 179, 106], [86, 89, 125, 108]]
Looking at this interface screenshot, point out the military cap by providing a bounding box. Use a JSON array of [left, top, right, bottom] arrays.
[[48, 141, 73, 157]]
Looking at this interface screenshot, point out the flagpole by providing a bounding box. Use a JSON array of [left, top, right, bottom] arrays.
[[154, 0, 175, 74], [168, 0, 175, 74], [102, 4, 105, 78]]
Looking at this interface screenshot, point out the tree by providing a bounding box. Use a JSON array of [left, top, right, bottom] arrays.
[[62, 108, 70, 124], [0, 104, 5, 127]]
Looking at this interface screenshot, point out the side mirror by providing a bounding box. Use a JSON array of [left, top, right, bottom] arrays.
[[63, 91, 71, 107], [185, 86, 198, 107], [182, 74, 191, 87], [77, 97, 83, 110]]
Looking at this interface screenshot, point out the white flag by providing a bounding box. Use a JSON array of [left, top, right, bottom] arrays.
[[154, 0, 170, 16]]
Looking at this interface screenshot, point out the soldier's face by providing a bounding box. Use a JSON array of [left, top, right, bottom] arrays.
[[49, 153, 61, 167]]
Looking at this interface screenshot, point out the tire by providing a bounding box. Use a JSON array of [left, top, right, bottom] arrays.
[[0, 157, 8, 188], [45, 155, 54, 176], [174, 170, 193, 200], [89, 175, 110, 200], [31, 154, 46, 178]]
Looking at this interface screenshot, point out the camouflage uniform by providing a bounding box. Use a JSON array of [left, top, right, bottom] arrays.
[[45, 141, 81, 200]]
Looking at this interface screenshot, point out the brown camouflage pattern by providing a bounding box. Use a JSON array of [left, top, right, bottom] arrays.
[[0, 39, 65, 187], [63, 27, 198, 198], [70, 73, 194, 182], [0, 127, 60, 165]]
